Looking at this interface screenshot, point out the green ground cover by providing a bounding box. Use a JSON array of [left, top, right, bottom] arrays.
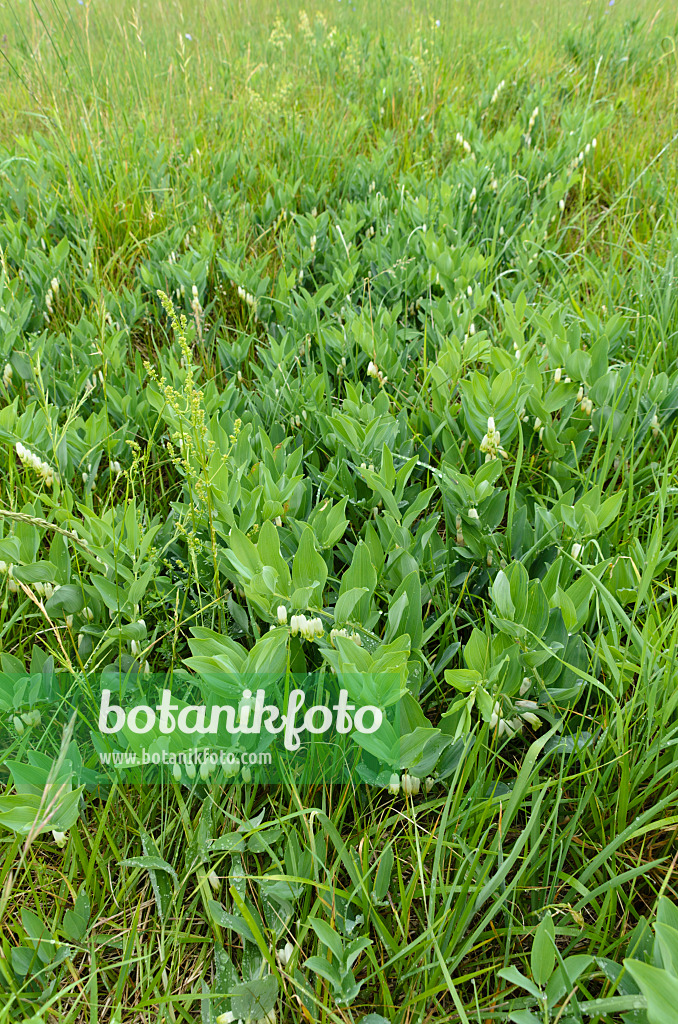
[[1, 1, 678, 1021]]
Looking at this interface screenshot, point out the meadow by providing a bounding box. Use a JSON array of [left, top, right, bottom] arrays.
[[1, 0, 678, 1021]]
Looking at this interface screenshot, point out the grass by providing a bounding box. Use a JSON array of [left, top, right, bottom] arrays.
[[1, 0, 678, 1022]]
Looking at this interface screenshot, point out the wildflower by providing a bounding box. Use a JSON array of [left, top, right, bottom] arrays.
[[130, 640, 139, 657], [491, 79, 505, 104], [330, 627, 362, 647], [401, 773, 420, 797], [276, 940, 294, 967], [52, 830, 68, 848], [388, 773, 400, 795], [489, 701, 523, 738], [651, 413, 659, 437], [559, 199, 565, 211], [425, 777, 435, 793], [15, 441, 54, 486], [2, 363, 12, 388], [277, 605, 288, 625], [469, 186, 477, 205], [310, 234, 317, 253], [468, 507, 479, 520], [207, 871, 220, 892], [571, 542, 582, 560], [576, 385, 584, 403], [533, 417, 542, 431], [480, 415, 507, 462], [515, 699, 540, 728], [172, 763, 182, 782], [13, 715, 24, 735], [554, 367, 562, 382]]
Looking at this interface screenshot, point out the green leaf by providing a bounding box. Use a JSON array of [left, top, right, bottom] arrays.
[[531, 912, 555, 987], [292, 526, 327, 606], [624, 959, 678, 1024], [310, 917, 345, 961]]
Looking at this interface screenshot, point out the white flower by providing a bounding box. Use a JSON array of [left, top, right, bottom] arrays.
[[52, 830, 68, 848], [554, 367, 562, 382], [388, 773, 400, 795], [65, 615, 74, 629], [2, 363, 12, 388], [215, 1013, 235, 1024], [425, 777, 435, 793], [277, 605, 287, 625], [130, 640, 139, 657], [467, 508, 479, 520], [207, 870, 220, 891], [559, 199, 565, 211], [571, 542, 582, 560], [533, 417, 542, 431], [520, 677, 531, 696], [576, 385, 584, 403], [401, 773, 420, 796], [469, 187, 477, 204], [276, 940, 294, 967]]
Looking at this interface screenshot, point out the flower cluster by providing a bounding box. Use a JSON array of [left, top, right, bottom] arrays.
[[44, 277, 59, 321], [479, 416, 507, 462], [490, 79, 505, 104], [388, 772, 435, 796], [191, 284, 202, 318], [567, 138, 596, 177], [523, 105, 539, 147], [576, 386, 593, 416], [455, 131, 475, 159], [329, 627, 362, 647], [290, 614, 324, 640], [15, 441, 54, 487], [366, 360, 387, 385], [237, 284, 257, 310]]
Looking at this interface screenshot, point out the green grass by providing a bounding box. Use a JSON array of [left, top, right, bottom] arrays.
[[1, 1, 678, 1022]]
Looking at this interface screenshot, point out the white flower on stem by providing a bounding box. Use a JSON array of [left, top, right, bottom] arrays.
[[277, 605, 288, 625], [533, 418, 542, 431], [276, 940, 294, 967], [401, 773, 420, 796], [571, 542, 582, 560], [554, 367, 562, 382], [388, 773, 400, 795], [207, 870, 220, 891], [52, 830, 68, 848], [467, 507, 479, 520]]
